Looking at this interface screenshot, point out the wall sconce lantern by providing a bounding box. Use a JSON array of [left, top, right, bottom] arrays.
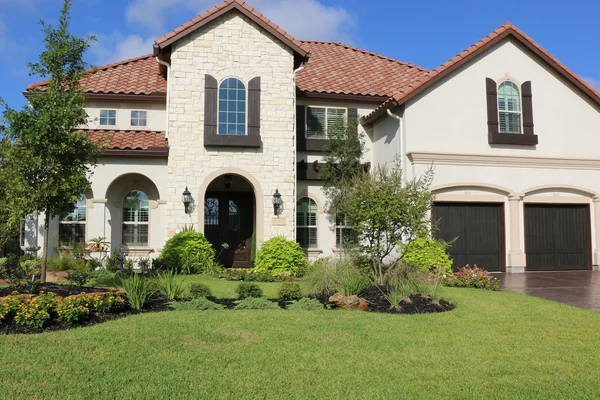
[[182, 187, 193, 214], [273, 189, 282, 216]]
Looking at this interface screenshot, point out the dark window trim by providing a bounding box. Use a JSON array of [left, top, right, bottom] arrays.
[[297, 137, 327, 152], [488, 132, 538, 146], [204, 134, 262, 148], [297, 160, 370, 180]]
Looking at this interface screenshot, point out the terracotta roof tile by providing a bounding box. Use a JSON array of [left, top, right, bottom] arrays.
[[28, 55, 166, 96], [297, 41, 429, 98], [80, 129, 168, 151], [363, 22, 600, 124]]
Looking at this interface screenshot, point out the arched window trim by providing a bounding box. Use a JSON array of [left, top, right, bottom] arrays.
[[122, 190, 150, 248], [497, 80, 522, 134], [217, 77, 247, 136], [296, 197, 318, 249], [59, 194, 87, 246]]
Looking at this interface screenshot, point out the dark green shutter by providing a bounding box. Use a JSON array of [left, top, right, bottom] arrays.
[[248, 77, 261, 138], [521, 81, 534, 135], [486, 78, 499, 135], [204, 74, 218, 136]]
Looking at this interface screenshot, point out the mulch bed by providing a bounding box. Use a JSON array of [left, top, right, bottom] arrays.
[[359, 286, 455, 314]]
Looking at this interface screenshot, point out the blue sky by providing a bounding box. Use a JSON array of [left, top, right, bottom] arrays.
[[1, 0, 599, 110]]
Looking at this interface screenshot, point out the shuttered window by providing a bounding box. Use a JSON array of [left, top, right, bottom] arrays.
[[296, 197, 317, 249], [498, 81, 521, 134], [59, 195, 86, 246], [123, 190, 149, 247], [305, 107, 346, 139], [218, 78, 246, 136]]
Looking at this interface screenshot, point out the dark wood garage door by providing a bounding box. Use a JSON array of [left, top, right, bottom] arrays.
[[524, 204, 591, 271], [433, 203, 504, 272]]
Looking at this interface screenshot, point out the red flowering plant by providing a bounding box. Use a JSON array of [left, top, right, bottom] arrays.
[[442, 265, 500, 291]]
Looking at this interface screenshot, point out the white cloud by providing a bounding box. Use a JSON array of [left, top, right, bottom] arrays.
[[125, 0, 356, 42], [584, 77, 600, 91], [90, 32, 155, 65]]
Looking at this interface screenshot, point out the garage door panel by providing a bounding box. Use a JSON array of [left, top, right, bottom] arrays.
[[525, 204, 590, 271], [433, 203, 504, 272]]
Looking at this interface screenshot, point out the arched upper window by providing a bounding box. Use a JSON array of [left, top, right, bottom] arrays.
[[123, 190, 149, 247], [498, 81, 522, 134], [296, 197, 317, 249], [59, 194, 86, 246], [218, 78, 246, 136]]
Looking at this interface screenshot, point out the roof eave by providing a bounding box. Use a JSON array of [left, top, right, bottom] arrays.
[[360, 100, 398, 126], [154, 2, 308, 59]]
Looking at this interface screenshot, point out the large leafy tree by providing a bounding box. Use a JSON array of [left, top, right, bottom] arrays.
[[0, 0, 103, 282], [344, 164, 435, 283]]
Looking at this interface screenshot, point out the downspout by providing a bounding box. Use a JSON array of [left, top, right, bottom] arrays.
[[155, 56, 171, 140], [386, 108, 404, 180], [292, 57, 309, 233]]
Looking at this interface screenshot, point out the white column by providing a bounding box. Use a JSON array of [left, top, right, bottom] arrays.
[[507, 193, 526, 272]]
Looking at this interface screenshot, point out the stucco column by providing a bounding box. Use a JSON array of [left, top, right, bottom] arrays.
[[507, 193, 526, 272], [593, 197, 600, 270]]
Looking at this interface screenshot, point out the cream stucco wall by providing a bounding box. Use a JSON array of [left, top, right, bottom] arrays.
[[403, 38, 600, 159], [84, 101, 166, 131], [165, 10, 296, 247]]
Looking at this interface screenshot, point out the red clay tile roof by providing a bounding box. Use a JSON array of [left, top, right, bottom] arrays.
[[363, 22, 600, 124], [154, 0, 308, 57], [297, 41, 429, 98], [80, 129, 168, 152], [27, 55, 166, 96]]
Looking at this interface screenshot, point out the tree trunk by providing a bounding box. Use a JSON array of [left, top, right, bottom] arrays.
[[40, 209, 50, 283]]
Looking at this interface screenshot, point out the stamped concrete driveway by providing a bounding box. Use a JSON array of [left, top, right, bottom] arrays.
[[496, 271, 600, 311]]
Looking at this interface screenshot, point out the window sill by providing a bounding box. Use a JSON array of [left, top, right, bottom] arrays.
[[204, 134, 262, 148], [303, 248, 323, 257], [297, 138, 326, 152], [488, 132, 538, 146]]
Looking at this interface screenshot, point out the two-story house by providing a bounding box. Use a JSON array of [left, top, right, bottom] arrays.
[[23, 0, 600, 273]]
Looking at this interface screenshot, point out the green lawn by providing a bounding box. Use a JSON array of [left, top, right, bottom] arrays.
[[1, 283, 600, 399], [179, 275, 290, 298]]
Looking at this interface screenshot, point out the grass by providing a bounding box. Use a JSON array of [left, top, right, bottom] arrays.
[[1, 286, 600, 398], [180, 275, 296, 299]]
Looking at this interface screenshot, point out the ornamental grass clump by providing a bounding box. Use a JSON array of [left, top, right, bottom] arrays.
[[121, 274, 155, 310], [305, 256, 366, 296], [155, 270, 186, 300]]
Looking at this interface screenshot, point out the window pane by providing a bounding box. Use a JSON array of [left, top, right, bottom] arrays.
[[123, 191, 149, 222], [306, 107, 326, 139], [59, 223, 85, 246], [498, 81, 522, 134], [122, 224, 148, 247], [218, 78, 247, 136], [100, 109, 116, 125], [327, 108, 346, 136], [62, 195, 86, 222]]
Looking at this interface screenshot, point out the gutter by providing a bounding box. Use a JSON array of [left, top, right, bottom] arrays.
[[155, 55, 171, 140]]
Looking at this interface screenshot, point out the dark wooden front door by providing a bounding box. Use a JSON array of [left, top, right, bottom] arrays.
[[204, 192, 254, 268], [433, 202, 505, 272], [524, 204, 591, 271]]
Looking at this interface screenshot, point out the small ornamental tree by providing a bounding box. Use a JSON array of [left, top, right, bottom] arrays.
[[0, 1, 103, 282], [344, 164, 435, 282]]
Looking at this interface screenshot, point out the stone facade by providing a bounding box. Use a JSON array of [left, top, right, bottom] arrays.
[[165, 10, 296, 246]]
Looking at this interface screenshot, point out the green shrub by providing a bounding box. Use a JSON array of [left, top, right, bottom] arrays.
[[288, 298, 324, 311], [120, 274, 155, 310], [56, 295, 90, 322], [235, 282, 263, 299], [105, 252, 120, 273], [0, 300, 8, 324], [88, 269, 117, 287], [443, 265, 500, 291], [403, 238, 453, 275], [159, 231, 215, 274], [278, 282, 303, 301], [234, 297, 279, 310], [46, 255, 85, 272], [170, 298, 224, 311], [154, 270, 186, 300], [88, 291, 127, 313], [66, 270, 91, 287], [254, 236, 307, 276], [305, 256, 366, 296], [189, 283, 212, 299]]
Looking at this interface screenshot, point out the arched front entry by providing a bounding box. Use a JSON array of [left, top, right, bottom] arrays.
[[203, 173, 256, 268]]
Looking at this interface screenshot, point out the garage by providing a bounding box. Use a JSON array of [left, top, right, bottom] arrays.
[[524, 204, 591, 271], [433, 202, 505, 272]]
